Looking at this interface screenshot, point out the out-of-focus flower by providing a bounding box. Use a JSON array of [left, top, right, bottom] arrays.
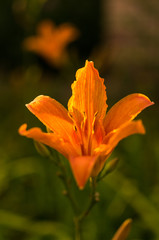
[[23, 20, 79, 67], [19, 61, 154, 189]]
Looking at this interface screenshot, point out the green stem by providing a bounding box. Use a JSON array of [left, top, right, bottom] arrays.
[[74, 177, 99, 240], [58, 160, 79, 214], [51, 152, 79, 214], [35, 144, 99, 239], [74, 217, 81, 240], [49, 152, 99, 240]]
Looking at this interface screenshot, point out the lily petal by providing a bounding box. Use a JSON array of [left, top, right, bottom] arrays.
[[69, 155, 98, 189], [93, 120, 145, 175], [104, 93, 154, 133], [19, 124, 79, 158], [104, 120, 145, 154], [68, 61, 107, 131], [26, 95, 74, 141]]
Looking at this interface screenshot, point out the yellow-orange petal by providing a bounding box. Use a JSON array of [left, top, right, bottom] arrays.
[[104, 93, 154, 133], [19, 124, 80, 158], [26, 95, 74, 141], [69, 155, 98, 189], [92, 120, 145, 175], [103, 120, 145, 155], [68, 61, 107, 133]]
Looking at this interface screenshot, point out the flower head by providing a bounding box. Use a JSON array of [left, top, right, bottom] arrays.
[[23, 20, 79, 67], [19, 61, 154, 189]]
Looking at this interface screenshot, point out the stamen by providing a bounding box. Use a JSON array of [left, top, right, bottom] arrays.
[[73, 125, 77, 132], [68, 112, 73, 118], [92, 111, 98, 134], [81, 144, 85, 155], [95, 111, 98, 117]]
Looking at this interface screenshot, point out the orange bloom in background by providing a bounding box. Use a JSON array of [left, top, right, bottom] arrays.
[[19, 61, 154, 189], [23, 20, 79, 67]]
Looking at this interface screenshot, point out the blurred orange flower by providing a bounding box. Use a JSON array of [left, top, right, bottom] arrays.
[[23, 20, 79, 67], [19, 61, 154, 189]]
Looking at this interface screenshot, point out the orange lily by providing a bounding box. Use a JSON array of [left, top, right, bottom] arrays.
[[23, 20, 79, 67], [19, 61, 154, 189]]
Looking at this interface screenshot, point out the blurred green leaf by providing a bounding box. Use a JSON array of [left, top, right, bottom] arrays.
[[0, 209, 71, 240], [105, 172, 159, 237]]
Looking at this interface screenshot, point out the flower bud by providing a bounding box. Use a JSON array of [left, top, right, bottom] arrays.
[[104, 158, 119, 175], [112, 218, 132, 240]]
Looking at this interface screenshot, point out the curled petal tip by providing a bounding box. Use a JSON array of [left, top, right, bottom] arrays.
[[18, 123, 27, 135], [137, 94, 154, 113], [137, 93, 154, 106], [149, 100, 154, 106]]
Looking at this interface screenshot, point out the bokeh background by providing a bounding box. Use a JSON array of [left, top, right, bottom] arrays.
[[0, 0, 158, 239]]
